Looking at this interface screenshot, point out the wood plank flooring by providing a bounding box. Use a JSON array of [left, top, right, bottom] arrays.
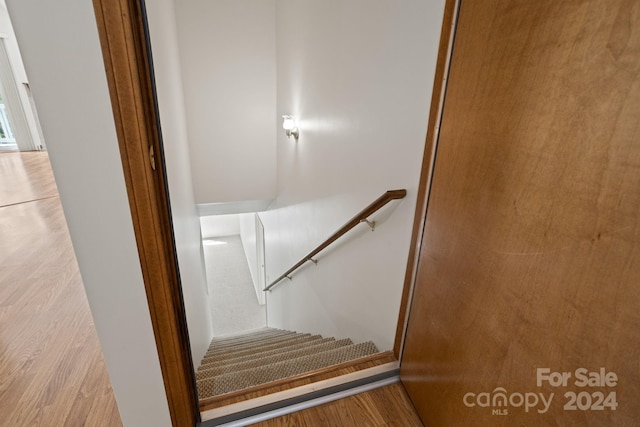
[[252, 383, 424, 427], [0, 150, 57, 206], [0, 152, 122, 426]]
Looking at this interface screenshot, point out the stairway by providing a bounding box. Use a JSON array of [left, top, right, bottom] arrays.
[[195, 328, 379, 400]]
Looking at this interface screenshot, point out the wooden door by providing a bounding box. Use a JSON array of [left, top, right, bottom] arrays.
[[400, 0, 640, 425]]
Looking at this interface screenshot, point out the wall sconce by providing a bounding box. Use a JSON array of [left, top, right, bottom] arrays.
[[282, 115, 299, 140]]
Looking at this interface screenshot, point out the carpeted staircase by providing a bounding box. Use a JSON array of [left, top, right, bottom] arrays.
[[195, 328, 379, 400]]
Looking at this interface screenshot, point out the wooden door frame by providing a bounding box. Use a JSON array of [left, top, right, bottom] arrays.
[[92, 0, 199, 425], [393, 0, 459, 359], [90, 0, 456, 424]]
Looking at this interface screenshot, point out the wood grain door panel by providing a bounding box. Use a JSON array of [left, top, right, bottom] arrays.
[[401, 0, 640, 425]]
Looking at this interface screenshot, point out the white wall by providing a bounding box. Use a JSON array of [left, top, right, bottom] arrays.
[[261, 0, 446, 351], [145, 0, 213, 367], [201, 214, 240, 238], [7, 1, 172, 426], [175, 0, 277, 204]]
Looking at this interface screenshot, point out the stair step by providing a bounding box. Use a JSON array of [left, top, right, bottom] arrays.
[[201, 334, 324, 365], [195, 338, 354, 381], [196, 341, 379, 398], [199, 336, 331, 369], [209, 327, 278, 341], [204, 331, 309, 358], [207, 328, 291, 350], [199, 351, 397, 411]]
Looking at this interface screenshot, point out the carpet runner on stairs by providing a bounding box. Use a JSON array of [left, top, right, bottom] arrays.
[[195, 327, 379, 399]]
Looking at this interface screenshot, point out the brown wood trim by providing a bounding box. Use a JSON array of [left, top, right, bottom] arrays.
[[199, 351, 396, 411], [92, 1, 198, 426], [393, 0, 459, 359], [265, 189, 407, 291]]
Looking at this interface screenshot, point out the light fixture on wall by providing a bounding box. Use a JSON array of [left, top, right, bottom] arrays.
[[282, 115, 299, 140]]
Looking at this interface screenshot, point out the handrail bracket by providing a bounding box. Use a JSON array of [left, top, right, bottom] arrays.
[[360, 218, 376, 231]]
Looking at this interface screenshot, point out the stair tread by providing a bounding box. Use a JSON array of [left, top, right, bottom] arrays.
[[199, 337, 336, 369], [199, 351, 397, 411], [196, 341, 379, 398], [195, 338, 354, 380], [210, 327, 278, 341], [208, 328, 292, 349], [204, 332, 311, 357], [201, 335, 325, 365]]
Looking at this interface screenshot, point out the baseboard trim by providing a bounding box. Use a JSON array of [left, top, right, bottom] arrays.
[[199, 361, 399, 426]]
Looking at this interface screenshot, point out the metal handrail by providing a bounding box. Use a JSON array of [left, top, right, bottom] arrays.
[[263, 189, 407, 292]]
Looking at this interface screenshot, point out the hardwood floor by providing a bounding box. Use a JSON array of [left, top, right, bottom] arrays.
[[0, 150, 57, 206], [0, 152, 122, 426], [251, 383, 424, 427]]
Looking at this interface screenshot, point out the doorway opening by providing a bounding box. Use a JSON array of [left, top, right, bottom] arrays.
[[201, 212, 267, 337], [0, 93, 16, 151]]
